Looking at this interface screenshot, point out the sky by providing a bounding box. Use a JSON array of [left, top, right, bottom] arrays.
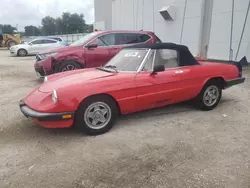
[[0, 0, 94, 31]]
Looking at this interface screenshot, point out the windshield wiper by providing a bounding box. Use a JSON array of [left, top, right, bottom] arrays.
[[104, 65, 118, 72], [96, 67, 112, 72]]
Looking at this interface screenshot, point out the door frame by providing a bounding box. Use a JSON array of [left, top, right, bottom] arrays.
[[84, 32, 153, 49]]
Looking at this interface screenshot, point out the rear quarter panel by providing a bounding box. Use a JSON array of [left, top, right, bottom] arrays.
[[178, 62, 239, 100], [198, 61, 239, 82]]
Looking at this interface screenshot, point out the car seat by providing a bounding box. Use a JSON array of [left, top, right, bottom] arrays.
[[154, 50, 178, 68]]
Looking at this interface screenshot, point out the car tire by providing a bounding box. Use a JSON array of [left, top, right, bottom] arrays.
[[75, 95, 119, 135], [17, 49, 28, 57], [194, 80, 222, 111], [5, 39, 11, 48], [7, 40, 17, 48], [56, 60, 82, 72]]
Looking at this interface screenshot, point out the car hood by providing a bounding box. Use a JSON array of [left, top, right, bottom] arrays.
[[39, 45, 78, 55], [11, 44, 29, 49], [38, 68, 116, 93]]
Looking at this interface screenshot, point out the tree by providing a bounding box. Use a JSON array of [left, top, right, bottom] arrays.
[[0, 24, 16, 34], [40, 12, 90, 35], [41, 16, 56, 35], [24, 25, 40, 36], [66, 13, 86, 33], [61, 12, 71, 34], [55, 18, 63, 34]]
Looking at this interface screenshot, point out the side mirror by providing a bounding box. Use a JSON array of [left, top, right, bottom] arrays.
[[151, 65, 165, 75], [29, 43, 32, 46], [86, 43, 98, 49]]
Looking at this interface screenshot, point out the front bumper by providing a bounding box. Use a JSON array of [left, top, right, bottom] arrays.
[[34, 67, 52, 77], [19, 100, 75, 122], [34, 57, 53, 77], [9, 49, 18, 56], [225, 77, 245, 88]]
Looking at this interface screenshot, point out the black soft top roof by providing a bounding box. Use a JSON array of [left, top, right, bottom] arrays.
[[125, 42, 199, 66], [124, 43, 189, 51]]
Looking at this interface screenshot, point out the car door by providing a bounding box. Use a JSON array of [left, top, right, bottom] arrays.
[[42, 39, 59, 51], [84, 33, 115, 68], [174, 65, 203, 100], [28, 39, 44, 54], [110, 33, 137, 56], [135, 49, 184, 111], [112, 33, 151, 56]]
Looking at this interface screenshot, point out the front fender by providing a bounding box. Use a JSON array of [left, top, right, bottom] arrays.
[[52, 57, 85, 73]]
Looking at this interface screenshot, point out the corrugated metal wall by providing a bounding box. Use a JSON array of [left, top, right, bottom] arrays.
[[109, 0, 250, 61], [111, 0, 204, 57], [208, 0, 250, 61], [94, 0, 113, 30]]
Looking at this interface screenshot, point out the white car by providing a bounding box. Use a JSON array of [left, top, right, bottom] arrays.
[[9, 38, 66, 57]]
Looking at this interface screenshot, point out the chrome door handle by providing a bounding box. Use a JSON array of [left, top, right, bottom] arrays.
[[175, 70, 184, 74]]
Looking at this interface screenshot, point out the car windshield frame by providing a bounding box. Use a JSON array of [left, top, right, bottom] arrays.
[[98, 48, 151, 73], [70, 32, 102, 46]]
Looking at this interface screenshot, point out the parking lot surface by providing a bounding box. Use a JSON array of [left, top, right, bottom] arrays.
[[0, 49, 250, 188]]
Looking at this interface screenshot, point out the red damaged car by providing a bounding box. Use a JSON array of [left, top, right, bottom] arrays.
[[34, 30, 161, 77], [20, 43, 246, 135]]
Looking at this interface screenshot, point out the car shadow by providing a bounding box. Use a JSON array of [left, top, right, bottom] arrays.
[[4, 101, 195, 141], [120, 102, 193, 119], [2, 119, 84, 144], [36, 77, 44, 83], [3, 97, 236, 142], [114, 97, 236, 130]]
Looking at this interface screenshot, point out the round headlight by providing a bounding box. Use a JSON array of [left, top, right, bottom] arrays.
[[52, 89, 58, 104]]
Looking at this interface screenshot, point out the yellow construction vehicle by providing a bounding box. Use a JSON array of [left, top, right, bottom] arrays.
[[0, 28, 21, 48]]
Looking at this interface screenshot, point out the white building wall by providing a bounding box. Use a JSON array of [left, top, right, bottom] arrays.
[[94, 0, 113, 30], [208, 0, 250, 61], [111, 0, 204, 56], [180, 0, 204, 56], [96, 0, 250, 61], [152, 0, 185, 43]]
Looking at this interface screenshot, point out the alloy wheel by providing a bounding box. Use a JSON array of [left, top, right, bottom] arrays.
[[62, 64, 76, 72], [84, 102, 112, 130], [19, 50, 27, 56], [203, 85, 219, 107]]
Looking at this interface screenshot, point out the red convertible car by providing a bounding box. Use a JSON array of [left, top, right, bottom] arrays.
[[20, 43, 246, 135]]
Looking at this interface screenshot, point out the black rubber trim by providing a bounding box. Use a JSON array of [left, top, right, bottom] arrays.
[[225, 77, 245, 88], [34, 67, 52, 77], [19, 101, 75, 121]]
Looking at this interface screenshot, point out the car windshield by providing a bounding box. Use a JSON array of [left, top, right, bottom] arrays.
[[70, 32, 101, 46], [102, 49, 149, 72]]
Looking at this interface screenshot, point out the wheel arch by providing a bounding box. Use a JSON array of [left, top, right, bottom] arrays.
[[53, 58, 85, 72], [194, 76, 224, 111], [17, 48, 28, 55], [4, 39, 11, 46], [203, 76, 226, 89], [77, 93, 121, 115]]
